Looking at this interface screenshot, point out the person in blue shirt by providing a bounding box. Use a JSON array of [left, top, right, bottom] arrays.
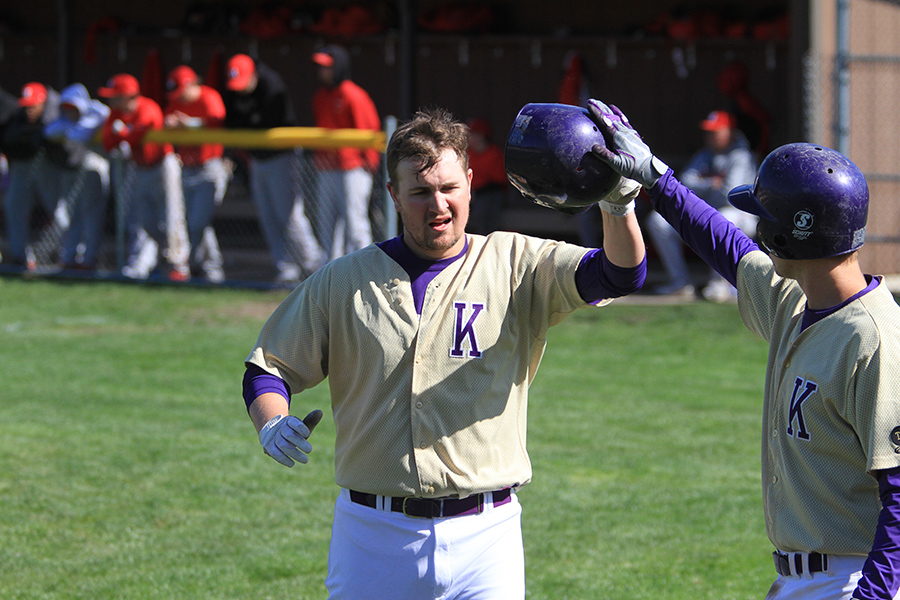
[[645, 110, 757, 300], [44, 83, 111, 271]]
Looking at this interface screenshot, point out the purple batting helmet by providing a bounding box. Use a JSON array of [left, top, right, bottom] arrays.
[[504, 103, 622, 214], [728, 143, 868, 260]]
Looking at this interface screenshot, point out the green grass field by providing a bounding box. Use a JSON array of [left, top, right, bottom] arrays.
[[0, 277, 775, 599]]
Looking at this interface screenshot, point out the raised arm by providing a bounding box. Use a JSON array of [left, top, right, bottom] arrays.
[[599, 200, 644, 269], [587, 99, 758, 286]]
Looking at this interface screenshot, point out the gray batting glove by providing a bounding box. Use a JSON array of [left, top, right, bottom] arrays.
[[587, 99, 670, 190], [258, 410, 323, 468]]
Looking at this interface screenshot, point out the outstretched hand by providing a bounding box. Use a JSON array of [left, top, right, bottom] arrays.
[[259, 410, 324, 468], [587, 99, 669, 190]]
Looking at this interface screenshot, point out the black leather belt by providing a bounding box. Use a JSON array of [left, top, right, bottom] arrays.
[[349, 488, 512, 518], [773, 551, 828, 576]]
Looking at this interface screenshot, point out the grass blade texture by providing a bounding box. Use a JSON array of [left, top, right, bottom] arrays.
[[0, 279, 772, 599]]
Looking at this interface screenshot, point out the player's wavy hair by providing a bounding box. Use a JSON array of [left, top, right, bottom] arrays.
[[386, 107, 469, 184]]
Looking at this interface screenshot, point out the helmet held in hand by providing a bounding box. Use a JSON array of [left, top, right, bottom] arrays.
[[505, 103, 622, 214]]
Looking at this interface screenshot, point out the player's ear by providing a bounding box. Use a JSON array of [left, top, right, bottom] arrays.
[[386, 181, 400, 211]]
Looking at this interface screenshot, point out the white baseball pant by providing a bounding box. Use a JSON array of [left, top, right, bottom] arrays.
[[325, 488, 525, 600], [764, 553, 900, 599]]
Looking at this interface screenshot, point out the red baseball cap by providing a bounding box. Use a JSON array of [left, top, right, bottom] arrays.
[[700, 110, 736, 131], [312, 51, 335, 67], [98, 74, 140, 98], [226, 54, 256, 91], [19, 82, 47, 107], [167, 65, 198, 99]]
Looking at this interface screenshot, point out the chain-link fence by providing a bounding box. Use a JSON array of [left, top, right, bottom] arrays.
[[0, 135, 393, 288], [804, 0, 900, 275], [844, 0, 900, 275]]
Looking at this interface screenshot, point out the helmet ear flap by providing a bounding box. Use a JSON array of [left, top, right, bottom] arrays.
[[504, 103, 622, 213]]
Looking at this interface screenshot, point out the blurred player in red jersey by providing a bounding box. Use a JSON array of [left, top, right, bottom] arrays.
[[465, 117, 507, 234], [165, 65, 229, 283], [99, 73, 190, 281], [311, 44, 381, 260]]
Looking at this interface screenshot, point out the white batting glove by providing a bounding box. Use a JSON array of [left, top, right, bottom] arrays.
[[259, 410, 323, 468], [587, 99, 669, 190], [598, 176, 641, 216]]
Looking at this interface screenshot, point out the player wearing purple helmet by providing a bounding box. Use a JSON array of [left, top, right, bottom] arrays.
[[589, 98, 900, 600]]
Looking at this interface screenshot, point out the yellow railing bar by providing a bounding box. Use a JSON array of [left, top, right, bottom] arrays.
[[140, 127, 387, 151]]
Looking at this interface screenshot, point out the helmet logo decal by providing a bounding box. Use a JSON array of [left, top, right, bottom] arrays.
[[792, 210, 814, 241], [793, 211, 814, 230], [508, 114, 531, 145]]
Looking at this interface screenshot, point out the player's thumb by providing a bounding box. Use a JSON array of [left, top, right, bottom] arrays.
[[303, 409, 324, 434], [591, 143, 616, 165]]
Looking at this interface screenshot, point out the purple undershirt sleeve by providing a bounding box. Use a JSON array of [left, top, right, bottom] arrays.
[[575, 248, 647, 304], [650, 170, 759, 287], [853, 467, 900, 600], [242, 363, 291, 412]]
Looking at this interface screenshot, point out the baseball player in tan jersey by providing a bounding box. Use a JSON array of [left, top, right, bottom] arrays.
[[589, 98, 900, 600], [241, 107, 647, 599]]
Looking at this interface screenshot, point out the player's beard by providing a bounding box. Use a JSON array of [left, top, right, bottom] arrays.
[[401, 209, 469, 258]]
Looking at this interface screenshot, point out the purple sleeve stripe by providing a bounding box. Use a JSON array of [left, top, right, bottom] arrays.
[[575, 248, 647, 304], [853, 467, 900, 600], [242, 363, 291, 412], [651, 171, 758, 286]]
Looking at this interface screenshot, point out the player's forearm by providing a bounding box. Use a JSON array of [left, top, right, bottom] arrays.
[[853, 468, 900, 600], [249, 393, 291, 434], [243, 364, 292, 433], [599, 210, 645, 268]]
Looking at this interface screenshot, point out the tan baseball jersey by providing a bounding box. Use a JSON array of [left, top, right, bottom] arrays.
[[737, 250, 900, 555], [246, 231, 609, 499]]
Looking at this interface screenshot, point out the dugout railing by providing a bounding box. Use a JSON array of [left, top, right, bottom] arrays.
[[0, 122, 396, 288]]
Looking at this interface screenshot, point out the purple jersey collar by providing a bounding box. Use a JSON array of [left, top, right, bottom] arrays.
[[377, 235, 469, 314], [801, 274, 880, 331]]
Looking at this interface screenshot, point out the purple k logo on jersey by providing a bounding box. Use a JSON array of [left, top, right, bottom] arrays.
[[787, 377, 817, 441], [450, 301, 484, 359]]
